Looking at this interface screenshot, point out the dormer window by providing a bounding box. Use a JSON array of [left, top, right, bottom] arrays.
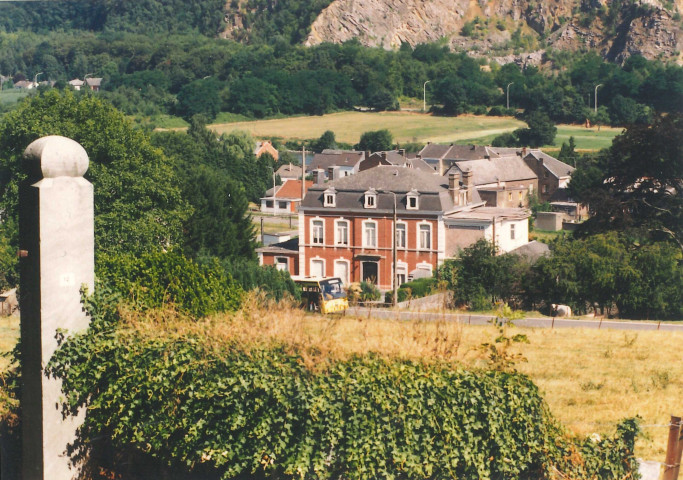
[[323, 187, 336, 207], [406, 189, 420, 210], [364, 188, 377, 209]]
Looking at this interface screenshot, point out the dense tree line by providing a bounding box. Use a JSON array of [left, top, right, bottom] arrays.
[[442, 114, 683, 320], [0, 29, 681, 125], [0, 90, 297, 301]]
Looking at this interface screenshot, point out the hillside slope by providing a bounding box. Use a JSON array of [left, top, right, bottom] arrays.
[[300, 0, 683, 63]]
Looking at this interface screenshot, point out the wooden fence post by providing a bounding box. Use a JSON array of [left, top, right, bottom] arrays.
[[663, 415, 683, 480]]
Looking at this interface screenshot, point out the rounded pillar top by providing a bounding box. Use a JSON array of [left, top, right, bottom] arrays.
[[23, 135, 89, 179]]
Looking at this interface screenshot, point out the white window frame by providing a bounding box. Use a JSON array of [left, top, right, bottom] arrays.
[[363, 220, 378, 248], [364, 190, 377, 208], [311, 218, 325, 245], [334, 259, 351, 285], [323, 188, 336, 207], [335, 219, 349, 246], [310, 258, 325, 278], [395, 221, 407, 249], [396, 261, 408, 286], [274, 256, 289, 272], [417, 222, 432, 251], [406, 195, 418, 210]]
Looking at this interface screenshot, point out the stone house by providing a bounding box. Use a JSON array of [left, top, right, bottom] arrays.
[[260, 179, 312, 214]]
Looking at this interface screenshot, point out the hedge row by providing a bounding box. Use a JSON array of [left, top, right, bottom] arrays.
[[46, 297, 639, 480]]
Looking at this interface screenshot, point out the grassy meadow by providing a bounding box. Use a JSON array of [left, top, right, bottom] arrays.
[[203, 111, 622, 151], [3, 301, 678, 461], [0, 90, 29, 105]]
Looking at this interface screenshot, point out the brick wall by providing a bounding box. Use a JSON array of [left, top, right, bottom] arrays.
[[302, 213, 440, 289]]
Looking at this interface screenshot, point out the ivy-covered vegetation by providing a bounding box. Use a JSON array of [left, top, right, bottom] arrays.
[[43, 289, 641, 480]]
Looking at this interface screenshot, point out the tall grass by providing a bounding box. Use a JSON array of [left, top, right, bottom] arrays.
[[2, 294, 680, 460]]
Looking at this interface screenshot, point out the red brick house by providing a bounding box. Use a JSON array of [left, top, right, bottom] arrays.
[[297, 166, 472, 289]]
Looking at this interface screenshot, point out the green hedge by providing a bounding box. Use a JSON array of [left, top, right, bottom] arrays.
[[47, 293, 640, 480], [96, 250, 244, 317]]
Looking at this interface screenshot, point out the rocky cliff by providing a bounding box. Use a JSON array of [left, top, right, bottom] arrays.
[[301, 0, 683, 64]]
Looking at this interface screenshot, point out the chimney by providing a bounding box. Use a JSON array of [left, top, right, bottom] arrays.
[[312, 168, 325, 185], [398, 148, 406, 158], [448, 172, 461, 205], [462, 169, 473, 204], [381, 151, 387, 161], [522, 146, 527, 157]]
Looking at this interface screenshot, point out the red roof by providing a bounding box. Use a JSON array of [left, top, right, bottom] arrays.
[[275, 180, 313, 199]]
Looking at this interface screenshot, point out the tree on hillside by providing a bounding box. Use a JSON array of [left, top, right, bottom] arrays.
[[0, 90, 190, 260], [356, 129, 393, 152], [175, 77, 221, 121], [514, 111, 557, 147], [577, 113, 683, 250], [311, 130, 337, 153]]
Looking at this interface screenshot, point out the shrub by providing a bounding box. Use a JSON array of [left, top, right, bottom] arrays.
[[47, 295, 641, 480], [96, 250, 244, 317]]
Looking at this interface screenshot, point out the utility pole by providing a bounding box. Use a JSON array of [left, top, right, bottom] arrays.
[[506, 82, 514, 110], [392, 192, 398, 307], [300, 144, 306, 211]]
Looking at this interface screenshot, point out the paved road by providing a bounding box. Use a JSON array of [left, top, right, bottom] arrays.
[[348, 307, 683, 332]]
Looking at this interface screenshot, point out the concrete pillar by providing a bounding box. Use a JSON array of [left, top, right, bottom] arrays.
[[19, 136, 94, 480]]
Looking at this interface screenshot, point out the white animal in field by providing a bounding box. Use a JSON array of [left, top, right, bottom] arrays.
[[551, 304, 572, 317]]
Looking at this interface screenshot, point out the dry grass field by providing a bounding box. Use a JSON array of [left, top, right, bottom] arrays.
[[3, 299, 679, 461], [204, 111, 622, 151]]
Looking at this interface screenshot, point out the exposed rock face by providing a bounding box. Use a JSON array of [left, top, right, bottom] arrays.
[[304, 0, 683, 63]]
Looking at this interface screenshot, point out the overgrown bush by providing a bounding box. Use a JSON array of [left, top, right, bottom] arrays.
[[96, 250, 244, 317], [46, 291, 641, 479], [221, 257, 300, 302]]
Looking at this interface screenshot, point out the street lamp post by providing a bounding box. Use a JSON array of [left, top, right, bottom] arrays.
[[33, 72, 43, 88], [83, 73, 93, 91], [268, 166, 277, 216], [594, 84, 603, 114], [506, 82, 514, 110], [423, 80, 431, 112]]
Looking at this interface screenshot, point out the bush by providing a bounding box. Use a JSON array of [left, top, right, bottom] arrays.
[[221, 257, 300, 302], [47, 297, 641, 480], [96, 250, 244, 317]]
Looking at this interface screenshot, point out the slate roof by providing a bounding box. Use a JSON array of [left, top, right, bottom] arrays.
[[525, 151, 575, 178], [302, 165, 456, 213], [276, 163, 302, 179], [445, 156, 537, 186], [507, 240, 550, 263], [256, 237, 299, 255], [308, 151, 363, 172], [419, 143, 453, 159]]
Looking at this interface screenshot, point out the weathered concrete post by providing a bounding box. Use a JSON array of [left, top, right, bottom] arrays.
[[19, 136, 94, 480]]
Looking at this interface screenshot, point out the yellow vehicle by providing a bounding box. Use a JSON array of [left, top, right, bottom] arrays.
[[295, 277, 348, 314]]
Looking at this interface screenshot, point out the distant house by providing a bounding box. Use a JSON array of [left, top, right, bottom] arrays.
[[522, 150, 575, 202], [85, 77, 103, 92], [13, 80, 34, 90], [255, 140, 279, 161], [276, 163, 303, 180], [358, 150, 433, 173], [68, 78, 103, 92], [256, 238, 299, 275], [285, 165, 530, 288], [68, 79, 85, 91], [307, 150, 365, 180], [260, 179, 313, 214]]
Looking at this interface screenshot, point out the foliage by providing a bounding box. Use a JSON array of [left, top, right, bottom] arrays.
[[356, 129, 394, 152], [578, 113, 683, 250], [175, 77, 221, 121], [96, 250, 244, 317], [515, 111, 557, 147], [0, 90, 191, 258], [384, 276, 439, 304], [310, 130, 337, 153], [221, 257, 300, 302], [358, 281, 381, 302], [45, 290, 642, 479]]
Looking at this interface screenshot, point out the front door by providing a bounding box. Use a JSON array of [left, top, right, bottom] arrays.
[[361, 261, 378, 284]]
